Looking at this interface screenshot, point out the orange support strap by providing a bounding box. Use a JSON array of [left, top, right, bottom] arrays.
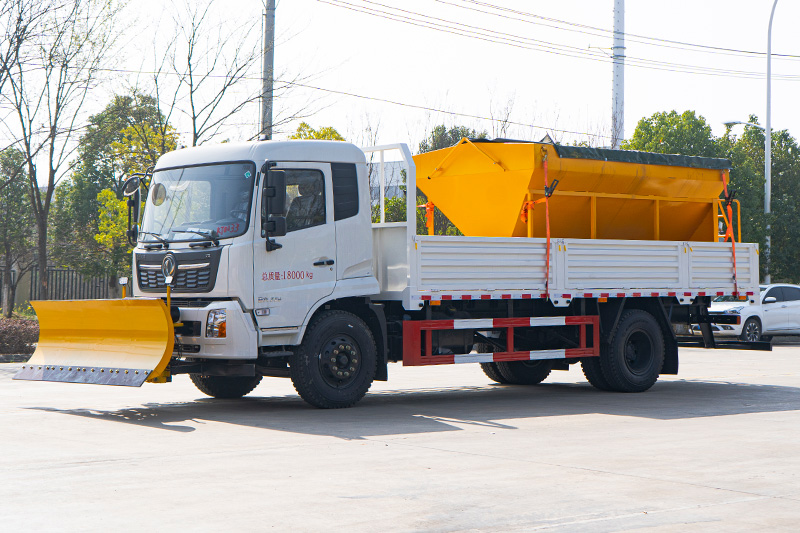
[[543, 150, 552, 298], [720, 170, 739, 297]]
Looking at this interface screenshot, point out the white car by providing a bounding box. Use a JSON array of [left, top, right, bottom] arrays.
[[705, 284, 800, 341]]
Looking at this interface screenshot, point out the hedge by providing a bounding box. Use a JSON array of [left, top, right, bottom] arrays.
[[0, 318, 39, 354]]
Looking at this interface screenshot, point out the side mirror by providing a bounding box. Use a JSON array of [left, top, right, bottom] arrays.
[[265, 169, 286, 215], [262, 167, 287, 252], [764, 296, 777, 304], [126, 223, 139, 246], [122, 176, 140, 197], [265, 217, 286, 237]]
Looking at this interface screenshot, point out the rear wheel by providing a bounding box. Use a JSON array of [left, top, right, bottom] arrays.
[[475, 343, 509, 384], [480, 363, 509, 384], [581, 356, 613, 391], [600, 310, 664, 392], [290, 310, 377, 409], [740, 317, 762, 342], [190, 374, 263, 399], [496, 360, 553, 385]]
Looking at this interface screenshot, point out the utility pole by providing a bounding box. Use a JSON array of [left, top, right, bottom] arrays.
[[611, 0, 625, 149], [261, 0, 275, 140]]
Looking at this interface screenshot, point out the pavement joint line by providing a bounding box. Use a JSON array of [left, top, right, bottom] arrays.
[[365, 438, 800, 505]]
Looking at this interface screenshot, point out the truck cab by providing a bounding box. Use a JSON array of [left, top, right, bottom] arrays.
[[131, 141, 379, 362]]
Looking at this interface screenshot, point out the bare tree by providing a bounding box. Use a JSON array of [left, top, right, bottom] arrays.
[[2, 0, 117, 296], [147, 0, 262, 147], [0, 0, 47, 192], [139, 0, 316, 147], [489, 93, 515, 139]]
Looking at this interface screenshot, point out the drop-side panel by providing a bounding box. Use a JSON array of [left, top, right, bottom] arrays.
[[562, 240, 682, 290], [689, 242, 756, 289], [417, 236, 551, 292]]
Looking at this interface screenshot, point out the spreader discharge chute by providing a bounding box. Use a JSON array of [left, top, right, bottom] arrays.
[[14, 299, 174, 387]]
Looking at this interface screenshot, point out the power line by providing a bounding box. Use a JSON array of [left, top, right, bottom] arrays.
[[449, 0, 800, 61], [0, 62, 614, 141], [319, 0, 800, 80]]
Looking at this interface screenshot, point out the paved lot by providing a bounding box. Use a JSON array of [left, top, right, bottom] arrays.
[[1, 346, 799, 532]]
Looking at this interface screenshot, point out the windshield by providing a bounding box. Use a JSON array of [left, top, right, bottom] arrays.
[[140, 161, 256, 242]]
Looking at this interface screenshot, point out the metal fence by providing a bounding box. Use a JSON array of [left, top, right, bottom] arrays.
[[29, 268, 111, 300]]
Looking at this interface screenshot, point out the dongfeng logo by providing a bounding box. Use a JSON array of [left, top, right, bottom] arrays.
[[161, 255, 176, 278]]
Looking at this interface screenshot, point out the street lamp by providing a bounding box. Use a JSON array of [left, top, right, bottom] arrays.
[[722, 0, 778, 284]]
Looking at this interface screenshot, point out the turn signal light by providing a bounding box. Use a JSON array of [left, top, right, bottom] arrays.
[[206, 310, 227, 338]]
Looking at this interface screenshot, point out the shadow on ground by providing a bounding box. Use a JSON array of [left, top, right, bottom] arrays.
[[27, 378, 800, 438]]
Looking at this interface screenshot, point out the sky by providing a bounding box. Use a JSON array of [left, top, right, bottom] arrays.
[[256, 0, 800, 149], [9, 0, 799, 186]]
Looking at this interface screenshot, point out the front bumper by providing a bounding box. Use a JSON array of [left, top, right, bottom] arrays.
[[172, 301, 257, 360]]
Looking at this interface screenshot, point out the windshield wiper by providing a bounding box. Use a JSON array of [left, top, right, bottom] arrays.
[[174, 229, 220, 247], [140, 231, 169, 249]]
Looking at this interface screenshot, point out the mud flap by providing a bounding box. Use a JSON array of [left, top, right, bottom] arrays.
[[14, 299, 174, 387]]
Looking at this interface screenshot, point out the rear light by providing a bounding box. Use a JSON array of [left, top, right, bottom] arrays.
[[206, 310, 227, 338]]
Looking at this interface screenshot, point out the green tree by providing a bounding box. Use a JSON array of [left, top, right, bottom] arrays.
[[621, 110, 721, 157], [0, 148, 36, 317], [289, 122, 345, 141], [50, 93, 177, 281], [93, 189, 131, 293]]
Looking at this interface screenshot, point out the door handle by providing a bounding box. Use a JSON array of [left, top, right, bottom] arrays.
[[313, 259, 335, 266]]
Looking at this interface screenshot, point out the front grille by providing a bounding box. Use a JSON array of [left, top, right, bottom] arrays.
[[136, 248, 221, 294], [138, 267, 212, 291]]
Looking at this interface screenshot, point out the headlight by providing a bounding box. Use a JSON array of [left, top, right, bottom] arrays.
[[206, 310, 227, 338], [724, 306, 746, 315]]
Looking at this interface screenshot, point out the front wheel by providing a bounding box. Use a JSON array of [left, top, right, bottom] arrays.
[[290, 310, 377, 409], [740, 317, 762, 342], [190, 374, 263, 399]]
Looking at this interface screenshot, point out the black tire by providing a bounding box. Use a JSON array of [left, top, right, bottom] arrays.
[[290, 310, 377, 409], [495, 360, 553, 385], [581, 355, 614, 391], [475, 343, 509, 384], [740, 317, 762, 342], [600, 310, 664, 393], [190, 374, 263, 399], [480, 363, 509, 384]]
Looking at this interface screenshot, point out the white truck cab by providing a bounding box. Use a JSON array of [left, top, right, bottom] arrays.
[[131, 141, 379, 360]]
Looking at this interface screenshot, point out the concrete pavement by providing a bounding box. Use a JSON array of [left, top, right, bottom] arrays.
[[1, 347, 799, 532]]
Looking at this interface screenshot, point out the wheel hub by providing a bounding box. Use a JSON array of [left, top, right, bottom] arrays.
[[624, 330, 653, 375], [319, 336, 361, 387]]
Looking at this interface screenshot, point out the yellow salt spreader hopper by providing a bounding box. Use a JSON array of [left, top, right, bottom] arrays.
[[14, 299, 174, 386], [413, 138, 733, 242]]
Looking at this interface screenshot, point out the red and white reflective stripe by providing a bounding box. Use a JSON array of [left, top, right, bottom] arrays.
[[452, 317, 568, 329], [418, 289, 755, 302], [454, 349, 567, 364]]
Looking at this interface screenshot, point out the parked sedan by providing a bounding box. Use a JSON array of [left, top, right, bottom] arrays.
[[704, 284, 800, 341]]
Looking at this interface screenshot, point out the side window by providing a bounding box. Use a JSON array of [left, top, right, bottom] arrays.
[[782, 286, 800, 301], [764, 287, 784, 302], [331, 163, 359, 221], [282, 169, 326, 232]]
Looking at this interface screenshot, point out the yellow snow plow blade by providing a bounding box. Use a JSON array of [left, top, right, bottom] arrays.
[[14, 299, 174, 387]]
